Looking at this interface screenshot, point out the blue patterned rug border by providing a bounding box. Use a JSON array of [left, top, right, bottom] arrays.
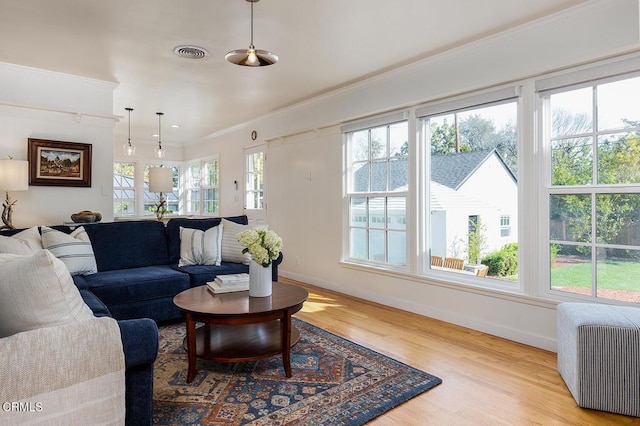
[[290, 318, 442, 425]]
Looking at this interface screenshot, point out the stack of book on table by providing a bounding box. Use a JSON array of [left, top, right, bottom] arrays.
[[206, 273, 250, 294]]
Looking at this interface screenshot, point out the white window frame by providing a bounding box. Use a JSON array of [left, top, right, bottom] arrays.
[[537, 60, 640, 303], [245, 145, 267, 223], [184, 156, 220, 216], [415, 86, 521, 290], [342, 112, 410, 269], [113, 161, 137, 216]]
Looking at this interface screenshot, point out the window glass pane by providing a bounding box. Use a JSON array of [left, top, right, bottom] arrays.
[[389, 158, 407, 192], [369, 229, 385, 262], [350, 197, 367, 227], [551, 244, 592, 295], [596, 193, 640, 245], [350, 228, 367, 260], [597, 248, 640, 303], [203, 161, 218, 187], [597, 133, 640, 184], [370, 160, 387, 192], [389, 122, 408, 157], [387, 231, 406, 265], [351, 162, 369, 193], [189, 164, 201, 188], [187, 189, 199, 214], [387, 197, 406, 230], [246, 191, 263, 210], [430, 114, 457, 155], [597, 76, 640, 131], [550, 194, 592, 242], [551, 138, 592, 185], [370, 126, 387, 159], [551, 87, 592, 138], [113, 163, 135, 186], [351, 130, 369, 162], [113, 189, 134, 215], [368, 197, 385, 229]]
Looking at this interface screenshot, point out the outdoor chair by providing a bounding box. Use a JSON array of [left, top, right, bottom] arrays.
[[443, 257, 464, 270], [477, 266, 489, 277], [431, 255, 444, 267]]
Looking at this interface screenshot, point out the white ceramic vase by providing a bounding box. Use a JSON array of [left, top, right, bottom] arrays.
[[249, 260, 272, 297]]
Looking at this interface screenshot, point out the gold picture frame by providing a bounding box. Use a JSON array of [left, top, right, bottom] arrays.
[[27, 138, 92, 187]]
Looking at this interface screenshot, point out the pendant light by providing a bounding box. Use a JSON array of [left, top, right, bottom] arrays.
[[155, 112, 165, 159], [122, 107, 136, 156], [225, 0, 278, 67]]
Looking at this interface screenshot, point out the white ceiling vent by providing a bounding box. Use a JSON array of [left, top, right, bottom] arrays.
[[174, 45, 209, 60]]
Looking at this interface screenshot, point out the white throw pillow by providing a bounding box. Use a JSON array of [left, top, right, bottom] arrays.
[[0, 227, 42, 255], [0, 250, 94, 338], [41, 226, 97, 275], [178, 225, 223, 266], [221, 219, 253, 264]]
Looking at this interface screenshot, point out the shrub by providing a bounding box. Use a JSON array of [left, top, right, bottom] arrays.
[[482, 243, 518, 277]]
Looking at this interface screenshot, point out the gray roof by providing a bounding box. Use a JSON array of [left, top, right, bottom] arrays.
[[431, 149, 516, 190], [354, 149, 516, 192]]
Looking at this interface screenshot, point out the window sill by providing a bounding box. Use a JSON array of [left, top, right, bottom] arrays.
[[339, 260, 559, 310]]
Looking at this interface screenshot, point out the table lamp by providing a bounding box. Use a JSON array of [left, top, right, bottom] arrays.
[[149, 166, 173, 220], [0, 157, 29, 230]]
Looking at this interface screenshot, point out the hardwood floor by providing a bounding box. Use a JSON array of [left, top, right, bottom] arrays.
[[283, 278, 640, 425]]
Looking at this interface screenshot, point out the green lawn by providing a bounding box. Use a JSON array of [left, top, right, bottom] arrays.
[[551, 260, 640, 291]]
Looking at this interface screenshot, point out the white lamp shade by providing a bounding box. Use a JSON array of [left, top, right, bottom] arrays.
[[149, 167, 173, 193], [0, 159, 29, 191]]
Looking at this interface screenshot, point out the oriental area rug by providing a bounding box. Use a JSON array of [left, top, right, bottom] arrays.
[[153, 319, 442, 425]]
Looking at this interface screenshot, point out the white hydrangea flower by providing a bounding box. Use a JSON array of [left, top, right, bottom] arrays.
[[237, 227, 282, 267]]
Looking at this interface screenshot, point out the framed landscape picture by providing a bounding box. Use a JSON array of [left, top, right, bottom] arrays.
[[27, 138, 92, 187]]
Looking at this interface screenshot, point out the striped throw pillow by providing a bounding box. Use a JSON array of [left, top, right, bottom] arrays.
[[41, 226, 97, 275], [178, 225, 223, 266], [221, 219, 253, 264]]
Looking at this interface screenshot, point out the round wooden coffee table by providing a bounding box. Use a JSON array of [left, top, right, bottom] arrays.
[[173, 282, 308, 383]]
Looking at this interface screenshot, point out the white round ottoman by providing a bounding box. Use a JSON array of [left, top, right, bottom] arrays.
[[557, 302, 640, 417]]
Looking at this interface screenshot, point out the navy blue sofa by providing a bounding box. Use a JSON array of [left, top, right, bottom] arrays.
[[2, 215, 281, 426]]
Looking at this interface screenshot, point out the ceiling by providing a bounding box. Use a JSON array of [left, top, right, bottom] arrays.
[[0, 0, 586, 149]]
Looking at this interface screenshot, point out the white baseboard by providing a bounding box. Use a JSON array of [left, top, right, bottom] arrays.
[[280, 270, 558, 352]]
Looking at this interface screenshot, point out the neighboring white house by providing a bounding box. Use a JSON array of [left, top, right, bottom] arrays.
[[429, 149, 518, 261]]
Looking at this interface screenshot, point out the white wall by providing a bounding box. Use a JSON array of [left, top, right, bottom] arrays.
[[0, 62, 117, 227], [185, 0, 640, 352]]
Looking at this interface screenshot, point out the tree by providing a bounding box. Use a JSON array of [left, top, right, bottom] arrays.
[[429, 114, 517, 172], [430, 118, 469, 154], [551, 112, 640, 258], [467, 219, 488, 265]]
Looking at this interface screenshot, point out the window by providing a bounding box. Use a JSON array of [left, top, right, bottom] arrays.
[[344, 117, 408, 266], [144, 164, 180, 216], [542, 73, 640, 303], [113, 162, 136, 215], [185, 158, 220, 216], [246, 149, 265, 210], [500, 215, 511, 237], [417, 87, 519, 281], [113, 160, 181, 217]]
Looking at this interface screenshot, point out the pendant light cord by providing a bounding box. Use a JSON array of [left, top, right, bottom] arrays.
[[127, 108, 132, 147], [250, 0, 254, 48], [157, 112, 163, 150]]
